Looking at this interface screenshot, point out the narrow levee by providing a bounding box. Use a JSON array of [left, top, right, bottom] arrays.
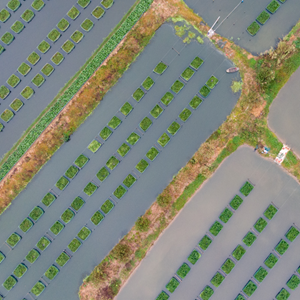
[[0, 23, 240, 300]]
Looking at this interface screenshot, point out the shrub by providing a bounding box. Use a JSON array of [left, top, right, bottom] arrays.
[[209, 221, 223, 236], [106, 156, 119, 170], [32, 74, 45, 87], [88, 140, 101, 153], [199, 85, 210, 97], [120, 102, 133, 116], [254, 266, 268, 282], [117, 143, 131, 157], [243, 280, 257, 297], [267, 0, 280, 13], [177, 263, 190, 279], [140, 116, 152, 131], [211, 272, 225, 287], [133, 88, 144, 101], [32, 0, 44, 11], [150, 104, 163, 118], [41, 63, 54, 76], [127, 132, 140, 145], [256, 11, 270, 25], [154, 62, 167, 74], [57, 18, 69, 32], [7, 233, 21, 247], [157, 193, 172, 207], [38, 40, 50, 53], [50, 221, 64, 235], [65, 165, 79, 179], [247, 22, 260, 36], [19, 217, 33, 232], [92, 6, 105, 19], [190, 56, 203, 69], [199, 235, 212, 250], [158, 133, 170, 147], [101, 0, 114, 9], [7, 74, 20, 88], [190, 95, 202, 109], [36, 236, 50, 251], [221, 258, 235, 274], [74, 154, 89, 168], [101, 199, 114, 214], [181, 67, 195, 81], [275, 239, 289, 255], [21, 9, 34, 22], [21, 86, 34, 99], [285, 226, 299, 242], [166, 277, 180, 293], [231, 80, 243, 93], [219, 208, 233, 223], [71, 196, 85, 211], [97, 167, 110, 182], [78, 0, 90, 8], [18, 62, 31, 76], [91, 211, 104, 225], [56, 251, 70, 266], [100, 126, 112, 140], [108, 116, 121, 129], [11, 21, 24, 33], [62, 40, 75, 53], [61, 208, 75, 223], [142, 77, 154, 90], [48, 28, 61, 42], [161, 91, 174, 106], [254, 217, 267, 233], [81, 18, 94, 31], [3, 276, 17, 290], [264, 253, 278, 268], [42, 192, 56, 206], [29, 206, 44, 221], [112, 244, 131, 262], [171, 80, 184, 93], [45, 265, 59, 280], [84, 182, 97, 196], [1, 109, 14, 122], [240, 181, 254, 196], [7, 0, 20, 11], [200, 286, 214, 300], [68, 238, 82, 253], [146, 147, 159, 161], [232, 245, 246, 260], [13, 263, 27, 278], [123, 174, 136, 188], [55, 176, 69, 190], [276, 288, 290, 300], [135, 216, 150, 232], [287, 275, 300, 290], [230, 195, 243, 210], [67, 6, 80, 20], [156, 291, 169, 300], [0, 251, 5, 263], [179, 108, 192, 122], [243, 231, 257, 247], [0, 9, 10, 22], [71, 30, 84, 43], [113, 185, 127, 199], [264, 204, 277, 220], [26, 249, 40, 263], [188, 249, 201, 265]]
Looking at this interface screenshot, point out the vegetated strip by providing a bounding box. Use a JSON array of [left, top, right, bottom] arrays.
[[79, 7, 300, 300], [0, 0, 154, 213]]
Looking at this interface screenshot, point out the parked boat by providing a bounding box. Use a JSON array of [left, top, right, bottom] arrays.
[[226, 67, 239, 73]]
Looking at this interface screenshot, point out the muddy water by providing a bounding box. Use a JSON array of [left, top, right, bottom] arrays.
[[0, 24, 240, 300], [185, 0, 300, 55], [117, 146, 300, 300], [268, 66, 300, 157]]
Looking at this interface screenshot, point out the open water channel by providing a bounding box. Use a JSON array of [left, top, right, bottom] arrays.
[[118, 146, 300, 300], [0, 24, 240, 299]]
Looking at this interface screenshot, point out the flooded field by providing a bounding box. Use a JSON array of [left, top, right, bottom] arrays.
[[0, 24, 240, 300], [117, 146, 300, 300]]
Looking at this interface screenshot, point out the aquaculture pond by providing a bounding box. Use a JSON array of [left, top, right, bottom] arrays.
[[184, 0, 300, 54], [0, 0, 137, 158], [117, 146, 300, 300], [0, 23, 239, 300]]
